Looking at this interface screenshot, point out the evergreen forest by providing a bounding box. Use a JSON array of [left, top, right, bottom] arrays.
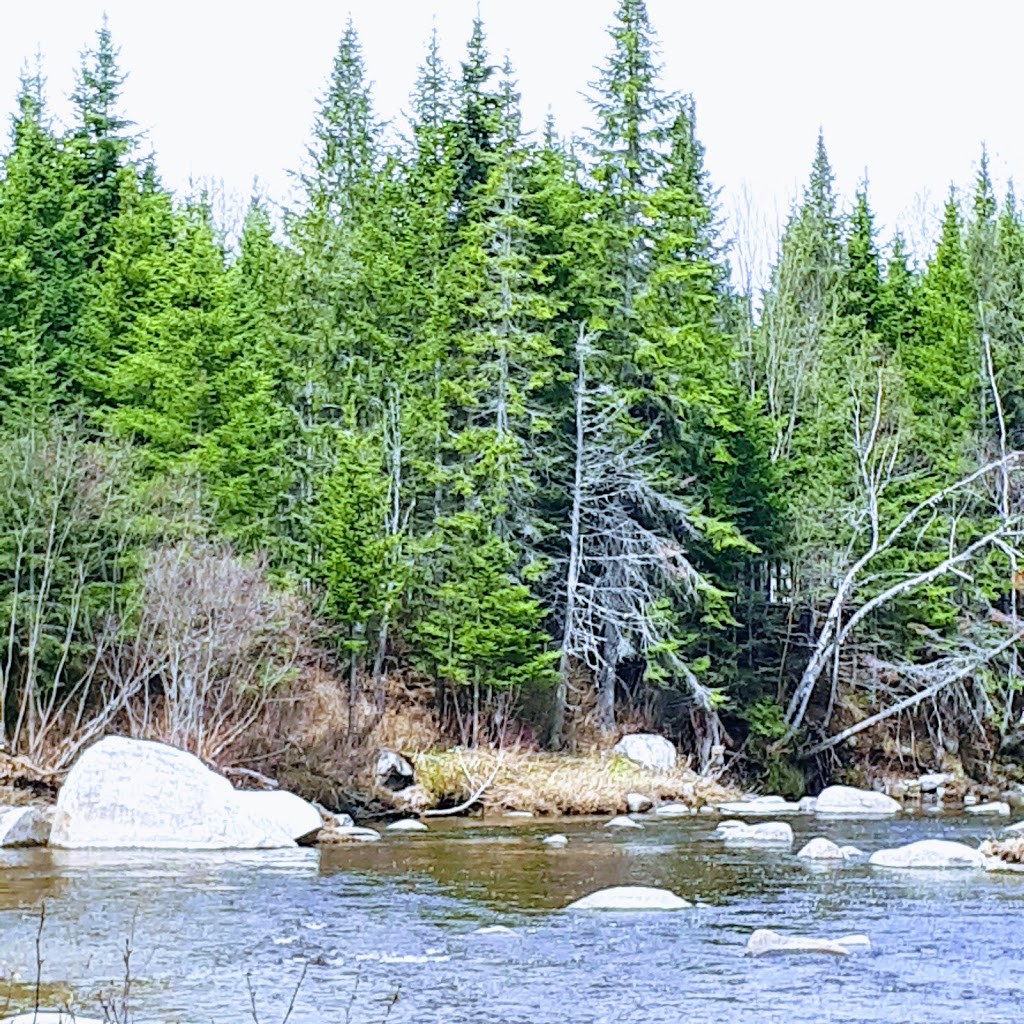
[[4, 0, 1024, 796]]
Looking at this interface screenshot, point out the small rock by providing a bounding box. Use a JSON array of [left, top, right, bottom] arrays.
[[0, 806, 53, 847], [654, 802, 691, 817], [815, 785, 901, 817], [746, 928, 871, 957], [542, 833, 568, 846], [918, 772, 953, 793], [318, 825, 382, 844], [385, 818, 429, 832], [611, 733, 677, 773], [963, 793, 979, 807], [565, 885, 691, 911], [375, 749, 415, 791], [796, 837, 846, 861], [715, 820, 793, 846], [717, 796, 805, 816], [798, 796, 817, 813], [868, 839, 985, 869], [473, 925, 517, 937], [503, 810, 534, 819], [626, 792, 653, 814], [966, 801, 1010, 817], [605, 815, 643, 830]]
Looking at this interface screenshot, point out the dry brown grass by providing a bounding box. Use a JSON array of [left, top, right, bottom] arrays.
[[411, 748, 736, 816], [985, 835, 1024, 865]]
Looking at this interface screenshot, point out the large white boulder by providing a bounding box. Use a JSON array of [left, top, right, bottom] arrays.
[[716, 820, 793, 846], [746, 928, 870, 957], [815, 785, 900, 817], [0, 806, 52, 847], [626, 792, 653, 814], [49, 737, 296, 850], [234, 790, 323, 843], [796, 837, 846, 861], [868, 839, 985, 870], [717, 796, 805, 815], [611, 734, 677, 773], [966, 801, 1011, 817], [565, 885, 691, 911]]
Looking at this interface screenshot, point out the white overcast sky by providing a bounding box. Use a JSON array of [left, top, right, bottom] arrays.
[[1, 1, 1021, 276]]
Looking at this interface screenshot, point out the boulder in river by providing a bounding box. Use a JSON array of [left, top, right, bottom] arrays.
[[611, 733, 677, 773], [626, 792, 653, 813], [375, 749, 415, 791], [868, 839, 985, 870], [565, 885, 691, 911], [965, 801, 1010, 817], [385, 818, 429, 832], [746, 928, 871, 957], [715, 820, 793, 846], [605, 815, 643, 830], [653, 802, 691, 817], [814, 785, 900, 817], [49, 737, 296, 850], [918, 772, 953, 793], [234, 790, 323, 844], [542, 833, 568, 846], [318, 824, 382, 843], [0, 805, 52, 847], [717, 795, 805, 816], [796, 837, 846, 861]]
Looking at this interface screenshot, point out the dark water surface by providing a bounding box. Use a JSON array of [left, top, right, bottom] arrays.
[[1, 814, 1022, 1023]]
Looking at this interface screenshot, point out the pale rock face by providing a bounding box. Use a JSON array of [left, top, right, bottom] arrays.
[[717, 796, 805, 816], [965, 801, 1011, 817], [715, 820, 793, 846], [234, 790, 323, 843], [611, 734, 677, 773], [626, 792, 653, 814], [746, 929, 870, 957], [605, 815, 644, 830], [814, 786, 901, 817], [385, 818, 429, 832], [868, 839, 986, 870], [49, 737, 295, 850], [0, 806, 53, 847], [796, 837, 846, 861], [565, 885, 691, 911]]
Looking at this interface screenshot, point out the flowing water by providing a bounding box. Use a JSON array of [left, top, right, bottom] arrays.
[[1, 813, 1022, 1023]]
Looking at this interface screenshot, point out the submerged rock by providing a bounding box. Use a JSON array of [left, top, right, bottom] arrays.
[[50, 737, 296, 850], [815, 785, 900, 817], [717, 795, 805, 816], [0, 806, 52, 848], [235, 790, 323, 844], [473, 925, 518, 937], [611, 734, 677, 773], [746, 928, 871, 957], [605, 815, 643, 830], [626, 792, 653, 814], [966, 801, 1011, 817], [868, 839, 985, 870], [565, 885, 691, 911], [542, 833, 568, 846], [715, 820, 793, 846], [385, 818, 429, 832], [796, 837, 846, 861]]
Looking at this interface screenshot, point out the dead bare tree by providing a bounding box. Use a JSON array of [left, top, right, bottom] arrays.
[[550, 328, 722, 765]]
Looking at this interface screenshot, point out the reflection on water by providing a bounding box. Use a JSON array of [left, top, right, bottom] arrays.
[[2, 814, 1023, 1023]]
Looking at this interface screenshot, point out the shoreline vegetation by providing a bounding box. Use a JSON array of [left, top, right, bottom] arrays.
[[3, 0, 1024, 809]]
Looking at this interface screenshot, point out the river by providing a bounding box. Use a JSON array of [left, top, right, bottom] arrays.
[[1, 813, 1022, 1023]]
